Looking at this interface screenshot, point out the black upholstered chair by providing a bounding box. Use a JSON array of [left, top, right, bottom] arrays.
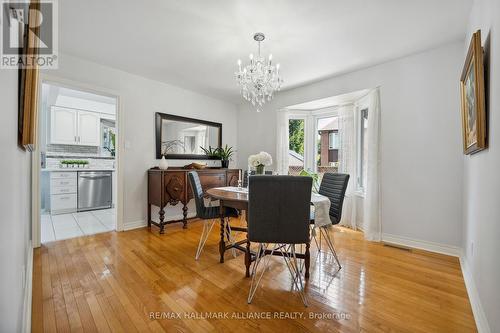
[[188, 171, 239, 260], [243, 170, 273, 187], [310, 172, 350, 270], [247, 175, 312, 306]]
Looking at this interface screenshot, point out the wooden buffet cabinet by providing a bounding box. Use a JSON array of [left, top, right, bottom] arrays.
[[147, 168, 240, 233]]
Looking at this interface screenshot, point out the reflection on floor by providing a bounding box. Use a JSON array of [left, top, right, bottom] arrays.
[[32, 222, 477, 332], [41, 208, 115, 243]]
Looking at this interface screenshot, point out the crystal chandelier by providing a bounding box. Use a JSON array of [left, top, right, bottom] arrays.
[[235, 33, 283, 112]]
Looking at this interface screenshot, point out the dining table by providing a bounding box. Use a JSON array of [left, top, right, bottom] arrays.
[[206, 186, 333, 279]]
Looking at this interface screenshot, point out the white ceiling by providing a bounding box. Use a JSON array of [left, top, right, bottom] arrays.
[[59, 0, 472, 104]]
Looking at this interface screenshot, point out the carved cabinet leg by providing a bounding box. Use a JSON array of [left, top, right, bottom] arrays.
[[182, 203, 188, 229], [159, 207, 166, 234], [147, 204, 151, 229]]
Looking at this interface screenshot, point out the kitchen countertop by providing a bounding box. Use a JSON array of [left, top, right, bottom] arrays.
[[41, 168, 115, 172]]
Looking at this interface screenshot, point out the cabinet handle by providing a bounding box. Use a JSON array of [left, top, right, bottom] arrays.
[[74, 136, 77, 142], [60, 196, 70, 200]]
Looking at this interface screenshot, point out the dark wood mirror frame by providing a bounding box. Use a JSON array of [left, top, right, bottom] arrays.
[[155, 112, 222, 160]]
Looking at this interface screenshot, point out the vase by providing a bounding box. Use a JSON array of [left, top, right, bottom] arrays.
[[159, 156, 169, 170], [221, 160, 229, 168], [255, 165, 265, 175]]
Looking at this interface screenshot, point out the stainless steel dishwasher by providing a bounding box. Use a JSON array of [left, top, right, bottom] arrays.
[[78, 171, 112, 211]]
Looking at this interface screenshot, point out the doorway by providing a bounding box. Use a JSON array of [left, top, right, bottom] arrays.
[[34, 80, 121, 244]]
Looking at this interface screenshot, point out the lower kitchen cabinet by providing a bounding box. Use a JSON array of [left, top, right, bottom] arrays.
[[50, 172, 77, 214]]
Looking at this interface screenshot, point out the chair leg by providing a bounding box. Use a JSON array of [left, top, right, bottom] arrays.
[[310, 226, 321, 252], [320, 226, 341, 270], [248, 243, 281, 304], [319, 228, 323, 252], [248, 243, 272, 304], [195, 219, 216, 260], [280, 244, 308, 307]]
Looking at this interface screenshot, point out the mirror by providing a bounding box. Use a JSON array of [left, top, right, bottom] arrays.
[[155, 113, 222, 159]]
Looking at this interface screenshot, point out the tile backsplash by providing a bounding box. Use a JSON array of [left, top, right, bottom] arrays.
[[47, 144, 99, 155], [46, 157, 115, 169]]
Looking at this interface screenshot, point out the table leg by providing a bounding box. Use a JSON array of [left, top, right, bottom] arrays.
[[244, 210, 251, 277], [245, 239, 251, 277], [305, 242, 310, 279], [219, 203, 225, 263]]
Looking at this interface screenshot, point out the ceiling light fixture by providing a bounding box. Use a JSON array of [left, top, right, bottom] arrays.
[[235, 33, 283, 112]]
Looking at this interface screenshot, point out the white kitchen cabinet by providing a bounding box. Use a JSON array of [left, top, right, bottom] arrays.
[[50, 106, 100, 146], [78, 111, 100, 145], [50, 106, 77, 144], [50, 171, 77, 214]]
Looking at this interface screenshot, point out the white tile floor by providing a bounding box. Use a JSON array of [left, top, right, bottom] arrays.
[[41, 208, 115, 243]]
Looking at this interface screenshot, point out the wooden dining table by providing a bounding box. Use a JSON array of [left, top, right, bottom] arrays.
[[206, 186, 312, 278]]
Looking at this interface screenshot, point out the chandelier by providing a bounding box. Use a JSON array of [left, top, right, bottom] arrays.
[[235, 33, 283, 112]]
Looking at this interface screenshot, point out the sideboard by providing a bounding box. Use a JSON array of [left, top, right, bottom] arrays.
[[147, 168, 240, 233]]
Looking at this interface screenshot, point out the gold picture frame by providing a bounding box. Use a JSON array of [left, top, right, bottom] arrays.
[[18, 0, 40, 151], [460, 30, 486, 155]]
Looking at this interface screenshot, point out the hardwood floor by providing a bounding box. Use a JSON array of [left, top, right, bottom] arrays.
[[32, 218, 477, 332]]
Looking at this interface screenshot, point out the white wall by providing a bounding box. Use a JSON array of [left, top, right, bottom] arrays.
[[237, 42, 464, 248], [0, 71, 32, 330], [45, 53, 238, 228], [462, 0, 500, 331]]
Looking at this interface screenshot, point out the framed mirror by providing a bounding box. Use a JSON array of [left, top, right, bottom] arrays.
[[155, 112, 222, 159]]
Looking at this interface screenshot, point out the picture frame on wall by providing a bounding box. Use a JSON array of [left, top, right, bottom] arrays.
[[460, 30, 487, 155], [17, 0, 41, 151]]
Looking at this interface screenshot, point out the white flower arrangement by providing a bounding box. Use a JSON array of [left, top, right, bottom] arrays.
[[248, 151, 273, 167]]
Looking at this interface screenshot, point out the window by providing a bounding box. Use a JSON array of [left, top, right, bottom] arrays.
[[328, 132, 339, 149], [287, 114, 339, 178], [357, 108, 368, 190], [288, 118, 305, 175]]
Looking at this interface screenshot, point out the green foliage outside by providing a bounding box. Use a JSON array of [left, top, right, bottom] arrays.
[[289, 119, 304, 155], [299, 169, 320, 193]]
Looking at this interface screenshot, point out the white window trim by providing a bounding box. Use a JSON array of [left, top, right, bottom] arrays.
[[355, 96, 370, 193]]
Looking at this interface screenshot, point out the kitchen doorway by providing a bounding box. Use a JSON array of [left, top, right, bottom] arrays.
[[33, 80, 122, 244]]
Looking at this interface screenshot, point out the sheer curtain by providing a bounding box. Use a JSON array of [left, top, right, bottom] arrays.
[[276, 109, 290, 175], [363, 89, 381, 241], [338, 104, 358, 229]]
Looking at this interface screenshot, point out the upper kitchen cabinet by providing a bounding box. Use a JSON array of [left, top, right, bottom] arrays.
[[77, 111, 100, 145], [50, 106, 77, 144], [50, 106, 100, 146]]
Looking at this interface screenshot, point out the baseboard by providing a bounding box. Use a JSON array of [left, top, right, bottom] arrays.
[[123, 213, 199, 231], [123, 220, 147, 231], [22, 240, 33, 333], [460, 256, 491, 333], [381, 233, 461, 257]]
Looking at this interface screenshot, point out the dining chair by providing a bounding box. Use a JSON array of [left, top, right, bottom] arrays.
[[310, 172, 350, 271], [243, 170, 273, 187], [188, 171, 239, 260], [247, 175, 312, 306]]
